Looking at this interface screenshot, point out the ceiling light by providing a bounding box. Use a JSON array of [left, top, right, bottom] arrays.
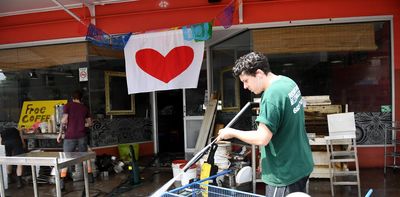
[[283, 63, 294, 66], [29, 71, 38, 79], [330, 60, 343, 64], [158, 0, 169, 8], [0, 69, 6, 81], [65, 70, 74, 78]]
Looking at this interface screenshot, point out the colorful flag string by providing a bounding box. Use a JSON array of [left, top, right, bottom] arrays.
[[182, 22, 213, 41], [215, 0, 236, 29], [86, 0, 237, 49], [86, 24, 132, 50]]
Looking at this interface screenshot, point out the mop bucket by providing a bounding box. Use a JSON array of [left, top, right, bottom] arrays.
[[179, 163, 197, 186], [171, 160, 187, 186]]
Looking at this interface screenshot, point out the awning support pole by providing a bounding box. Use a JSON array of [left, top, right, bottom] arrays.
[[50, 0, 88, 26]]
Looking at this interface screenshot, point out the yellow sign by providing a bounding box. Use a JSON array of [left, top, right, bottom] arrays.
[[18, 100, 67, 129]]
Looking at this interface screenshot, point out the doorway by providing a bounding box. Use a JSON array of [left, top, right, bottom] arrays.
[[157, 89, 184, 154]]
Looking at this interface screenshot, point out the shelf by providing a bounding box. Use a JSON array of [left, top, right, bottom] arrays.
[[385, 152, 400, 157], [387, 127, 400, 131], [386, 165, 400, 169], [22, 133, 59, 139], [310, 169, 330, 178], [389, 139, 400, 144], [28, 147, 63, 151]]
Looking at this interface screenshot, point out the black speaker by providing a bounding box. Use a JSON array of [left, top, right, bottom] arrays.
[[208, 0, 222, 3]]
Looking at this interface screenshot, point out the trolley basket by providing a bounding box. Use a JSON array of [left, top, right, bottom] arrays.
[[162, 170, 264, 197]]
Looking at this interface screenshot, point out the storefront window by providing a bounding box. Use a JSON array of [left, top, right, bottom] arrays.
[[211, 21, 392, 145], [0, 42, 89, 125], [0, 42, 152, 148], [0, 64, 81, 123], [265, 22, 391, 113]]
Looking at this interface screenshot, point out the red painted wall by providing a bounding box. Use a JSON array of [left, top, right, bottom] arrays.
[[0, 0, 399, 167]]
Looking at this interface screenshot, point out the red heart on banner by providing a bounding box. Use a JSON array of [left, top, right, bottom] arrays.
[[135, 46, 194, 83]]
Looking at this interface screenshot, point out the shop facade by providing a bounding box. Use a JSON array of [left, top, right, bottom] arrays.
[[0, 0, 399, 168]]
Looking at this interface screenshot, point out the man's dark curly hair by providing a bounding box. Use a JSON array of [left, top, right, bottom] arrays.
[[72, 90, 83, 101], [232, 52, 271, 77]]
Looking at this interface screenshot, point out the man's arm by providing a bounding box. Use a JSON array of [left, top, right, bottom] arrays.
[[85, 117, 92, 127], [18, 129, 26, 149], [216, 123, 273, 146], [57, 114, 68, 143], [59, 114, 68, 133], [61, 114, 68, 125]]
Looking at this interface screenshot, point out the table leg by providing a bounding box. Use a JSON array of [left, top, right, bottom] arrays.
[[83, 160, 89, 197], [54, 167, 61, 197], [31, 165, 38, 197], [0, 164, 5, 197]]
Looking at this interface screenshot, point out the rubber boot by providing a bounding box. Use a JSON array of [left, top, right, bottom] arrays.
[[60, 178, 65, 191], [7, 174, 13, 184], [88, 173, 94, 183], [16, 176, 23, 189]]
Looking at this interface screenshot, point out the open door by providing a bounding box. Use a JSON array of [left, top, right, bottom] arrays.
[[157, 90, 184, 154]]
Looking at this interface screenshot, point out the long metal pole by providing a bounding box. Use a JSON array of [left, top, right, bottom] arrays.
[[51, 0, 87, 26], [31, 165, 38, 197], [54, 163, 61, 197], [0, 164, 5, 197], [83, 161, 89, 197], [151, 92, 159, 155]]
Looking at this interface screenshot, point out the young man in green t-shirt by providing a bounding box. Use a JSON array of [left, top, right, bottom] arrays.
[[216, 52, 314, 196]]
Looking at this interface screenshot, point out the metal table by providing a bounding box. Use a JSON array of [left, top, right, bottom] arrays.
[[21, 134, 62, 151], [0, 151, 96, 197]]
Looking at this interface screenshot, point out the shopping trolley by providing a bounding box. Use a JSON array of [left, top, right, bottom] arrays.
[[162, 170, 264, 197]]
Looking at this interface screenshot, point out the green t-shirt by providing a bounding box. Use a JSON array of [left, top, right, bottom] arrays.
[[256, 76, 314, 186]]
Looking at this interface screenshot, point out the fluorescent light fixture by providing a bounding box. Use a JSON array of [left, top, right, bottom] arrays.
[[0, 69, 6, 80], [158, 0, 169, 8], [330, 60, 343, 64], [283, 63, 294, 66], [29, 71, 38, 79], [65, 70, 74, 78]]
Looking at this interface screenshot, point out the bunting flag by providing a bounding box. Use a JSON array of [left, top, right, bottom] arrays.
[[110, 33, 132, 50], [216, 0, 236, 29], [86, 0, 237, 52], [124, 29, 205, 94], [86, 24, 110, 46], [86, 23, 132, 50], [182, 22, 213, 41]]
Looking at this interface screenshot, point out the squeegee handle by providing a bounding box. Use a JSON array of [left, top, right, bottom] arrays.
[[182, 102, 256, 172], [150, 102, 257, 197], [226, 102, 253, 128]]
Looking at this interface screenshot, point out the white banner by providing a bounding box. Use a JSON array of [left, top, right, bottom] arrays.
[[124, 29, 205, 94]]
